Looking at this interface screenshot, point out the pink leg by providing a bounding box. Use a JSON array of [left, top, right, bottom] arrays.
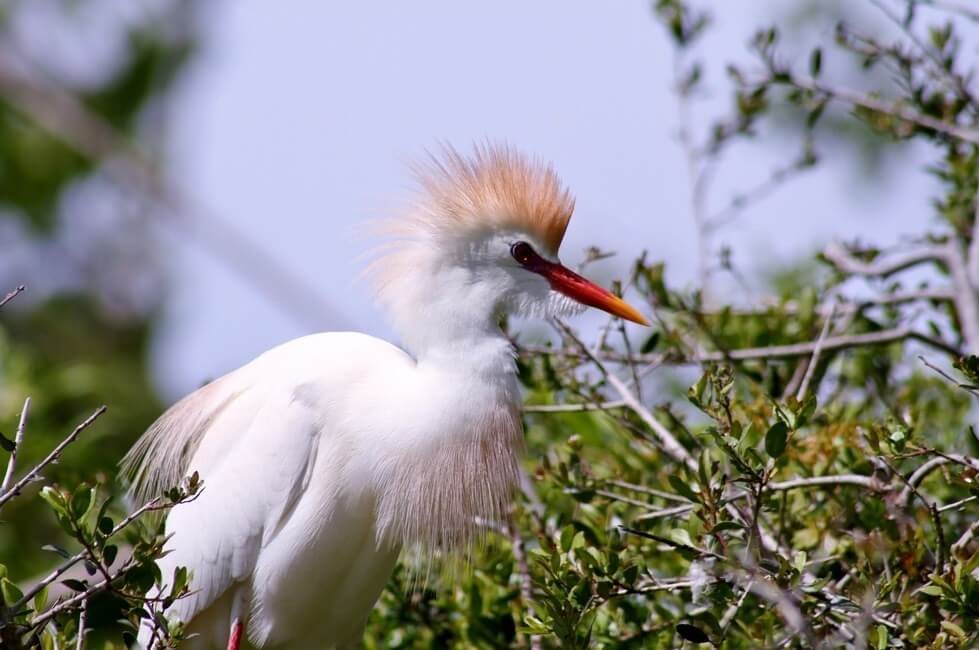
[[228, 619, 243, 650]]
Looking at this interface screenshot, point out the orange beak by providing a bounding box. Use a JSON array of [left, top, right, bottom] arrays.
[[536, 260, 649, 326]]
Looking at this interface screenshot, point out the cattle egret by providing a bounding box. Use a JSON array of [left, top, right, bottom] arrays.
[[123, 144, 648, 649]]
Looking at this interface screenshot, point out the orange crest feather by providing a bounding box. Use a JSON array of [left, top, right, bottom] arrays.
[[411, 143, 575, 254]]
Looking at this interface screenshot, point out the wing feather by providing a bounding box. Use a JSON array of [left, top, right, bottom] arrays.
[[135, 383, 321, 644]]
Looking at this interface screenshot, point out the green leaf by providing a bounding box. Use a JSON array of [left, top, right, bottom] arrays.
[[103, 544, 118, 567], [809, 48, 822, 76], [640, 331, 660, 354], [39, 487, 67, 515], [688, 373, 709, 410], [61, 579, 87, 592], [171, 566, 188, 597], [874, 624, 888, 650], [676, 623, 710, 643], [765, 421, 789, 458], [917, 584, 943, 597], [0, 431, 15, 453], [668, 475, 699, 502], [41, 544, 71, 559], [98, 516, 115, 535], [710, 521, 744, 534], [32, 584, 48, 611], [669, 528, 694, 547], [1, 577, 23, 604], [560, 527, 575, 553], [70, 485, 96, 521], [941, 620, 966, 639]]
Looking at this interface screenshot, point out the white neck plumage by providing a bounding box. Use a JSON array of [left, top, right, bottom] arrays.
[[370, 251, 524, 554]]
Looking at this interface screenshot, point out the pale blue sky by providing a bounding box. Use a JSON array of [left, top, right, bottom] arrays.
[[152, 0, 948, 397]]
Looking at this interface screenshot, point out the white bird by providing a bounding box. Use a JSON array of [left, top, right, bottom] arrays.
[[122, 144, 647, 650]]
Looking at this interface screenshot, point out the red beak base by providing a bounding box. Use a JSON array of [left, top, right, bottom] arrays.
[[540, 263, 650, 326]]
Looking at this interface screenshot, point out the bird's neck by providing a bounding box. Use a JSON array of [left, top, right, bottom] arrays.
[[384, 262, 517, 382]]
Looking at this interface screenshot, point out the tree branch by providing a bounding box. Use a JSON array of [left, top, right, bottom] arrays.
[[823, 241, 945, 277], [0, 406, 106, 510], [0, 285, 25, 309], [770, 74, 979, 145], [606, 373, 697, 471], [1, 397, 31, 494], [636, 473, 887, 521]]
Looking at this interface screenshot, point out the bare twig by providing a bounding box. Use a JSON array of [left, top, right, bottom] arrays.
[[916, 0, 979, 23], [619, 526, 726, 561], [0, 285, 25, 308], [969, 173, 979, 290], [606, 373, 696, 471], [942, 240, 979, 353], [508, 521, 542, 650], [0, 406, 106, 509], [636, 473, 887, 521], [719, 579, 753, 630], [823, 241, 945, 277], [951, 518, 979, 556], [869, 0, 977, 107], [526, 325, 961, 365], [796, 301, 837, 400], [918, 355, 979, 397], [605, 479, 692, 503], [523, 400, 627, 413], [769, 74, 979, 145], [937, 495, 977, 513], [1, 397, 31, 493], [74, 601, 87, 650], [706, 156, 812, 232]]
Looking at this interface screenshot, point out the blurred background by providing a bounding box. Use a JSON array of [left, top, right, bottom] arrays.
[[0, 0, 974, 579]]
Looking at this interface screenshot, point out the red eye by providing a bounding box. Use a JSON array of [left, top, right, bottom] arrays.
[[510, 241, 536, 265]]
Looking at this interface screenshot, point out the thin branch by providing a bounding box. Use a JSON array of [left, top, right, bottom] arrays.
[[941, 240, 979, 353], [74, 601, 87, 650], [706, 156, 812, 232], [1, 397, 31, 493], [869, 0, 977, 107], [969, 170, 979, 290], [770, 73, 979, 145], [719, 579, 753, 631], [0, 285, 25, 308], [606, 372, 697, 471], [796, 301, 837, 400], [636, 473, 887, 521], [0, 406, 106, 509], [823, 241, 945, 277], [619, 526, 726, 561], [508, 521, 542, 650], [523, 400, 627, 413], [605, 479, 693, 503], [918, 355, 979, 397], [900, 456, 950, 507], [915, 0, 979, 23], [937, 495, 977, 513], [952, 518, 979, 556]]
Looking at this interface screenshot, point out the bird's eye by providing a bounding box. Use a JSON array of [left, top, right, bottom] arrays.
[[510, 241, 536, 266]]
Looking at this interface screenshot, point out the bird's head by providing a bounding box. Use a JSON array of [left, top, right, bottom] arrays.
[[370, 143, 647, 353]]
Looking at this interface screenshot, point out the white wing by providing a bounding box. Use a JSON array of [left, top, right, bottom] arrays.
[[134, 378, 321, 644]]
